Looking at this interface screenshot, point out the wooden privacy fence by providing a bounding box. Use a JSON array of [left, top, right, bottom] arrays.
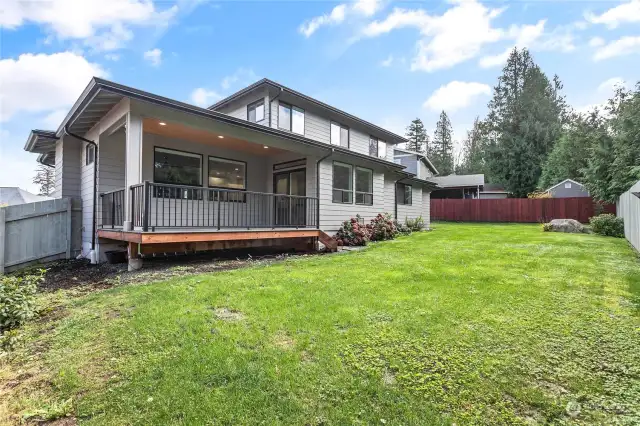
[[431, 197, 615, 224], [0, 198, 82, 274]]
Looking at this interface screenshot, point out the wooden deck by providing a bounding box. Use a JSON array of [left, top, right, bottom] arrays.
[[97, 228, 338, 256]]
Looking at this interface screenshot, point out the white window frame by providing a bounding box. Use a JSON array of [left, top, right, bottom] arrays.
[[332, 161, 353, 204], [247, 99, 265, 123]]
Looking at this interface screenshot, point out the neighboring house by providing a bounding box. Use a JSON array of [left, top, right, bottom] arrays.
[[0, 187, 51, 207], [393, 148, 438, 180], [430, 174, 508, 199], [545, 179, 590, 198], [23, 77, 437, 266]]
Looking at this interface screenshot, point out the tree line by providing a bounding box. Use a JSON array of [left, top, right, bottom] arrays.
[[404, 48, 640, 202]]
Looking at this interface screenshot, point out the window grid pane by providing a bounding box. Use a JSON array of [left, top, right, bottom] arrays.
[[369, 137, 378, 157], [333, 162, 353, 204], [279, 104, 291, 130], [292, 106, 304, 134], [331, 123, 341, 146]]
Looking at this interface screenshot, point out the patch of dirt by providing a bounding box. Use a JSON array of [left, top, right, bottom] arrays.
[[273, 332, 295, 350], [211, 307, 245, 322], [25, 249, 323, 293], [41, 417, 77, 425], [382, 369, 396, 386]]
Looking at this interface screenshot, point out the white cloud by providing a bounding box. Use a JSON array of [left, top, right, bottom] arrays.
[[143, 48, 162, 66], [190, 88, 223, 107], [593, 36, 640, 60], [42, 109, 68, 129], [589, 36, 605, 47], [0, 0, 183, 51], [380, 55, 394, 67], [423, 81, 491, 112], [104, 53, 121, 61], [0, 51, 107, 122], [597, 77, 626, 93], [299, 4, 347, 37], [353, 0, 383, 17], [299, 0, 384, 37], [479, 20, 575, 68], [362, 2, 506, 72], [585, 0, 640, 29], [221, 68, 257, 90]]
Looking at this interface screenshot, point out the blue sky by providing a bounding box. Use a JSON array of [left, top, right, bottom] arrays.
[[1, 0, 639, 193]]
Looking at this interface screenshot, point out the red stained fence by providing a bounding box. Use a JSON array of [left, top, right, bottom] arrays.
[[430, 197, 616, 224]]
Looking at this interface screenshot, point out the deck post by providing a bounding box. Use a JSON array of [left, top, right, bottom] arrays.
[[217, 194, 221, 230]]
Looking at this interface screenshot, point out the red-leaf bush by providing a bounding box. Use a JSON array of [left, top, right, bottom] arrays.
[[369, 213, 398, 241], [334, 215, 372, 246]]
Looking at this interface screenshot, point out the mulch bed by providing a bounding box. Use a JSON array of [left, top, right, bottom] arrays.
[[30, 248, 324, 293]]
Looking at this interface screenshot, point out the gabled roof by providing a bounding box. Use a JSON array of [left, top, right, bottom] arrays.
[[392, 147, 439, 176], [23, 77, 406, 171], [0, 187, 51, 207], [545, 178, 585, 192], [209, 78, 408, 144], [429, 174, 485, 188]]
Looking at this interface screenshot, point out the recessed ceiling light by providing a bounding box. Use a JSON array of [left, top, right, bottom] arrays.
[[263, 145, 269, 149], [217, 135, 224, 139], [159, 122, 167, 126]]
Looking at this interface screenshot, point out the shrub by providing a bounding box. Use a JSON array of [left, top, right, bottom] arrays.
[[394, 220, 412, 236], [0, 271, 43, 333], [542, 222, 553, 232], [405, 216, 425, 232], [589, 214, 624, 238], [369, 213, 397, 241], [334, 215, 371, 246]]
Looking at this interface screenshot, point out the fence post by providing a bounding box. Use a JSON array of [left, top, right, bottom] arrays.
[[0, 208, 5, 275], [143, 181, 150, 232]]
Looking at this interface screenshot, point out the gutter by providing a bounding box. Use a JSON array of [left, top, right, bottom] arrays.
[[64, 125, 99, 263]]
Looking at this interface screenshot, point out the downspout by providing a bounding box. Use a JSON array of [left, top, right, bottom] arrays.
[[64, 125, 99, 264], [315, 148, 334, 229]]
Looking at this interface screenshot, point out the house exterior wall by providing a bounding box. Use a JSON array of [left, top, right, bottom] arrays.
[[53, 137, 82, 199], [213, 91, 395, 164], [397, 185, 423, 223], [422, 191, 431, 229], [549, 182, 589, 198], [419, 161, 432, 179]]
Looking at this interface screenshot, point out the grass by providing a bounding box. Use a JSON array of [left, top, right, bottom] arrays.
[[2, 223, 640, 425]]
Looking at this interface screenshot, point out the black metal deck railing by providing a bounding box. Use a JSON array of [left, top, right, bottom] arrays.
[[99, 188, 125, 228], [129, 181, 319, 232]]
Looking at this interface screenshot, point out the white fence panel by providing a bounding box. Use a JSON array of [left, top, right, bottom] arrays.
[[617, 180, 640, 252], [0, 198, 81, 274]]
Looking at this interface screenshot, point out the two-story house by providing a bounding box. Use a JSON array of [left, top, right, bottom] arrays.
[[24, 78, 438, 268]]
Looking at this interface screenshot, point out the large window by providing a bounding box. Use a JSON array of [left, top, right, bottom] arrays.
[[369, 137, 387, 159], [397, 183, 412, 205], [247, 99, 265, 123], [278, 102, 305, 135], [355, 167, 373, 205], [154, 147, 202, 186], [331, 122, 349, 148], [332, 162, 353, 204], [208, 156, 246, 190]]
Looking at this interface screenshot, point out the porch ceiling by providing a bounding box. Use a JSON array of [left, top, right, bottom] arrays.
[[143, 118, 290, 157]]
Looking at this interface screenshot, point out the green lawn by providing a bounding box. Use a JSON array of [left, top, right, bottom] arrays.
[[2, 223, 640, 425]]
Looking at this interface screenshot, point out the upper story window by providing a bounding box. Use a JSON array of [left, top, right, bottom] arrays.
[[247, 99, 265, 123], [85, 144, 95, 166], [330, 122, 349, 148], [278, 102, 305, 135], [397, 183, 412, 205], [564, 182, 572, 189], [154, 147, 203, 187], [369, 137, 387, 159]]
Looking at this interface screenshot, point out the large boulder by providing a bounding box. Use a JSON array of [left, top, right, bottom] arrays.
[[543, 219, 589, 234]]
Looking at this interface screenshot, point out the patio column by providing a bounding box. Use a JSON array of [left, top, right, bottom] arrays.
[[124, 113, 143, 227]]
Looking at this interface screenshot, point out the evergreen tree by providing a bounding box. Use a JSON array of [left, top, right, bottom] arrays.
[[432, 111, 454, 175], [456, 117, 485, 175], [483, 48, 567, 197], [538, 111, 602, 190], [405, 118, 429, 154], [582, 83, 640, 202], [33, 164, 55, 196]]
